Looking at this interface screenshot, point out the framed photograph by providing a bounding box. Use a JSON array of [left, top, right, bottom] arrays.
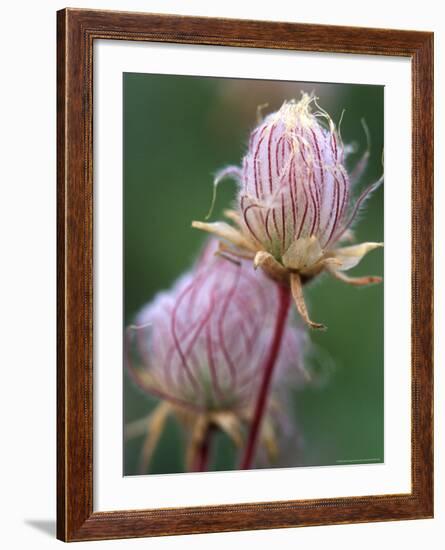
[[57, 8, 433, 542]]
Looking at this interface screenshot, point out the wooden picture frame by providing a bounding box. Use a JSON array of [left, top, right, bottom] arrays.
[[57, 8, 433, 542]]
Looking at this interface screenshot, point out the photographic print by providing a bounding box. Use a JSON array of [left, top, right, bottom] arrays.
[[57, 11, 433, 540], [123, 74, 384, 476]]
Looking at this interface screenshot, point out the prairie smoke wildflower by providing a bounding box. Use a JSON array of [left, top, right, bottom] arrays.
[[126, 241, 308, 472], [193, 93, 383, 329]]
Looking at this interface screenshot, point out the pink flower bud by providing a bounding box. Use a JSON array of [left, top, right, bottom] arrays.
[[127, 241, 307, 412], [192, 95, 383, 330], [239, 94, 376, 259]]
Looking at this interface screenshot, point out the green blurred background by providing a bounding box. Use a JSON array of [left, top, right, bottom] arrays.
[[123, 73, 384, 476]]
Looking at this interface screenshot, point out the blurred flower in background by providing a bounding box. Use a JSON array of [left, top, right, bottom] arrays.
[[126, 240, 309, 473]]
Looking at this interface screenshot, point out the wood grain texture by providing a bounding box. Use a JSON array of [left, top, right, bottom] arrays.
[[57, 8, 434, 542]]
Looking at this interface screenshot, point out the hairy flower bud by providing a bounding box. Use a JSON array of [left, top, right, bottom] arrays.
[[193, 94, 383, 329], [240, 94, 351, 257], [126, 241, 308, 472], [127, 241, 307, 412]]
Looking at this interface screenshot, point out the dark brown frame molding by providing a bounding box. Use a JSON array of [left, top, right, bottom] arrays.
[[57, 8, 434, 542]]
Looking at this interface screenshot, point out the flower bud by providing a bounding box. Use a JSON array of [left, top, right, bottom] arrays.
[[240, 93, 354, 261], [192, 94, 383, 329], [127, 241, 307, 412]]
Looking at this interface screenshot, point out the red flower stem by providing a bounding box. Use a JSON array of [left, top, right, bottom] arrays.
[[240, 282, 291, 470], [192, 428, 213, 472]]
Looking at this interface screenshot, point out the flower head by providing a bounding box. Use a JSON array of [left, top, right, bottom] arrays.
[[193, 94, 383, 329], [126, 240, 308, 471], [241, 94, 352, 254], [128, 241, 306, 410]]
